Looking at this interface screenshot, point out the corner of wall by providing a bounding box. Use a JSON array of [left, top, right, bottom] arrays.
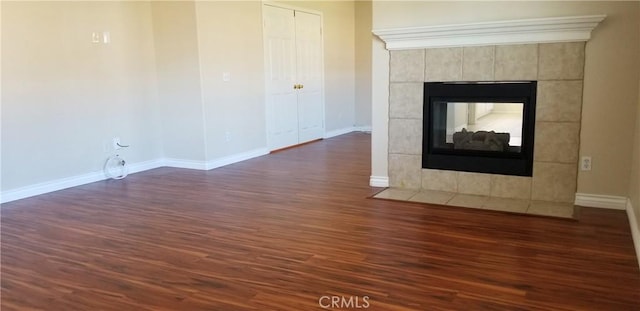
[[628, 77, 640, 259], [370, 37, 390, 183], [626, 199, 640, 269]]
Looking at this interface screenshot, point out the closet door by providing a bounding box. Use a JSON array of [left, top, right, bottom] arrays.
[[294, 11, 324, 144], [264, 5, 324, 151], [264, 5, 298, 150]]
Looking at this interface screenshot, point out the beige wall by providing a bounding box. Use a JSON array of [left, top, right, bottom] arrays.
[[2, 1, 162, 190], [281, 1, 356, 132], [630, 3, 640, 234], [631, 79, 640, 226], [151, 1, 206, 161], [1, 2, 3, 190], [372, 1, 640, 198], [1, 0, 364, 194], [355, 0, 372, 128], [195, 1, 266, 160]]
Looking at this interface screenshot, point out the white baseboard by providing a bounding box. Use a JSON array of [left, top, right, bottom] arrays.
[[576, 194, 639, 269], [205, 148, 269, 170], [130, 159, 166, 174], [370, 175, 389, 187], [354, 126, 372, 133], [323, 126, 372, 139], [0, 148, 269, 205], [0, 158, 165, 204], [163, 158, 208, 170], [574, 193, 628, 210], [1, 171, 105, 204], [324, 127, 356, 139], [627, 199, 640, 270]]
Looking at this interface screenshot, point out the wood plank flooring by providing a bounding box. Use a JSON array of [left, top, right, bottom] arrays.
[[2, 132, 639, 310]]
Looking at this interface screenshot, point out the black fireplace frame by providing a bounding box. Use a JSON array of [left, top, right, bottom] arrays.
[[422, 81, 537, 177]]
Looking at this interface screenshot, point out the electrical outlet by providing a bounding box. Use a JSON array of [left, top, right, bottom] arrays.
[[225, 132, 231, 142], [581, 156, 592, 171], [102, 31, 110, 44]]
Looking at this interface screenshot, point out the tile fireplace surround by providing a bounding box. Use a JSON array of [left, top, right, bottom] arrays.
[[373, 15, 606, 210], [388, 42, 584, 203]]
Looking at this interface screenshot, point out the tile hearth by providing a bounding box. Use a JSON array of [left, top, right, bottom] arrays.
[[373, 188, 577, 219]]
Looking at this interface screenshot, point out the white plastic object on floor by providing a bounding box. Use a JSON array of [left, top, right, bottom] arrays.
[[104, 155, 128, 180]]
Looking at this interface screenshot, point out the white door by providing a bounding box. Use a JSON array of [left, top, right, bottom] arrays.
[[264, 5, 324, 150], [264, 5, 298, 150], [294, 11, 324, 143]]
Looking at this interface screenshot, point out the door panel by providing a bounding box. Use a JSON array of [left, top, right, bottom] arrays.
[[295, 11, 324, 143], [298, 90, 323, 139], [264, 6, 298, 150]]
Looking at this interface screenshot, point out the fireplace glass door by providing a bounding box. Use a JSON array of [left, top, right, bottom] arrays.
[[423, 82, 536, 176], [434, 101, 524, 152]]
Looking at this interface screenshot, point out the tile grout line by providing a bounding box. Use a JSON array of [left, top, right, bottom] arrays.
[[406, 189, 420, 201], [444, 193, 456, 205]]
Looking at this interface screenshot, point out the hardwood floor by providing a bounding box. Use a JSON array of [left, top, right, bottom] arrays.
[[2, 132, 639, 310]]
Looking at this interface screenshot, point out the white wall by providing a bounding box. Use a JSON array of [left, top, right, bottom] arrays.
[[1, 1, 162, 191], [492, 103, 522, 114], [371, 1, 640, 198], [370, 37, 389, 182]]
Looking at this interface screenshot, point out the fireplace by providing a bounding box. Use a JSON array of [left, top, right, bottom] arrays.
[[422, 81, 537, 176], [373, 15, 603, 203]]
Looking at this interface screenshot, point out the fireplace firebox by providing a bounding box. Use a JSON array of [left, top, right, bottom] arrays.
[[422, 82, 537, 176]]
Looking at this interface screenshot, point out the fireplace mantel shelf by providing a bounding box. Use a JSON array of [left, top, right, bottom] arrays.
[[372, 15, 606, 50]]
